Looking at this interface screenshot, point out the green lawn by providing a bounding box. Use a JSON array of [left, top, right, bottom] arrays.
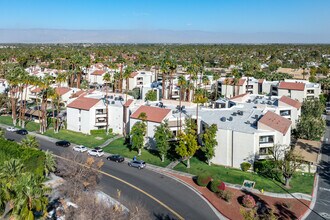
[[103, 138, 172, 167], [43, 129, 114, 148], [0, 115, 39, 132], [175, 157, 314, 194]]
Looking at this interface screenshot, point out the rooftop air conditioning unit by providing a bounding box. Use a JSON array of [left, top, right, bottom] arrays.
[[111, 101, 115, 104], [221, 117, 226, 122], [228, 116, 233, 121]]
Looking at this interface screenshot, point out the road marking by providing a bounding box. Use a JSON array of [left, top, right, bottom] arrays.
[[319, 187, 330, 192], [53, 154, 184, 220], [320, 212, 330, 219]]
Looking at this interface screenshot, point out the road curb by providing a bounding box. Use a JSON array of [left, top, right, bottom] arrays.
[[300, 174, 319, 220]]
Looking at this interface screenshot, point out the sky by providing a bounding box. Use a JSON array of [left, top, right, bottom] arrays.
[[0, 0, 329, 43]]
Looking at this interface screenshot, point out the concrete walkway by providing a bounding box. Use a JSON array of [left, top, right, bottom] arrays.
[[97, 135, 123, 148]]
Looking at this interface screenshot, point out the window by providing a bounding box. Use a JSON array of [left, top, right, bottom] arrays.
[[307, 89, 314, 94], [259, 135, 274, 144], [79, 109, 81, 114], [259, 147, 272, 155], [280, 110, 291, 116], [79, 117, 81, 122], [79, 125, 81, 131]]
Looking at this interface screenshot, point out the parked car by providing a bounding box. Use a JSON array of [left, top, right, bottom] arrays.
[[88, 149, 104, 157], [6, 127, 18, 132], [16, 129, 28, 135], [106, 154, 124, 163], [128, 160, 146, 169], [73, 145, 88, 152], [55, 140, 71, 147]]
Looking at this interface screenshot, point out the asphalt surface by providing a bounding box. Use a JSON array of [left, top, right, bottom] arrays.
[[306, 115, 330, 220], [4, 131, 220, 220]]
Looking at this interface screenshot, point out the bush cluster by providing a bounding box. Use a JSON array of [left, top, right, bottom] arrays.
[[217, 190, 233, 202], [240, 162, 251, 172], [242, 195, 256, 208], [210, 179, 226, 193], [196, 174, 212, 187], [0, 139, 45, 177]]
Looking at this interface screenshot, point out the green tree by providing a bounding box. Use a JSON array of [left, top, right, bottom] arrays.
[[44, 151, 56, 176], [176, 117, 199, 168], [130, 121, 146, 156], [154, 120, 173, 162], [297, 116, 325, 141], [21, 135, 39, 149], [201, 124, 218, 166], [145, 90, 157, 101]]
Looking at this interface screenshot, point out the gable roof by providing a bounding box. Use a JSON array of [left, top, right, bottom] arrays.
[[259, 111, 292, 135], [130, 105, 171, 123], [56, 87, 71, 96], [130, 72, 139, 78], [229, 93, 249, 101], [279, 96, 302, 109], [91, 70, 106, 76], [123, 99, 134, 107], [67, 97, 100, 111], [278, 82, 305, 91], [223, 78, 246, 86]]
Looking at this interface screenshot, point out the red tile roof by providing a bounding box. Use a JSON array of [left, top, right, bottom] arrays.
[[259, 111, 292, 135], [130, 72, 139, 78], [70, 90, 85, 98], [31, 87, 41, 93], [278, 82, 305, 91], [229, 93, 249, 100], [130, 105, 171, 123], [91, 70, 106, 76], [123, 99, 134, 107], [223, 78, 246, 86], [67, 97, 100, 111], [279, 96, 302, 109], [56, 87, 71, 96]]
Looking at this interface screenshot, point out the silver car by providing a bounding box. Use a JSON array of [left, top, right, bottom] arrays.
[[128, 160, 146, 169]]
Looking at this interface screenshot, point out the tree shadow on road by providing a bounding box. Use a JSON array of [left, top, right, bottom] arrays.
[[153, 213, 177, 220]]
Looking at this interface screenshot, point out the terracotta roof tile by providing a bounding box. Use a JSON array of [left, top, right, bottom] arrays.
[[229, 93, 249, 100], [70, 90, 85, 98], [56, 87, 71, 96], [259, 111, 292, 135], [123, 99, 134, 107], [67, 97, 100, 111], [279, 96, 302, 109], [31, 87, 41, 93], [223, 78, 246, 86], [91, 70, 106, 76], [278, 82, 305, 91], [130, 105, 171, 123], [130, 72, 139, 78]]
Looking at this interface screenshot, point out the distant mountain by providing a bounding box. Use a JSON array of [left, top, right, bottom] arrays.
[[0, 29, 329, 44]]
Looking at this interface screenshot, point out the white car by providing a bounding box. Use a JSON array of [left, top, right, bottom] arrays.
[[88, 149, 104, 157], [6, 127, 18, 132], [73, 145, 88, 153]]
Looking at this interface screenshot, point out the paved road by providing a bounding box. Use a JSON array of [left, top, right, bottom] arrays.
[[5, 131, 220, 220], [306, 116, 330, 220]]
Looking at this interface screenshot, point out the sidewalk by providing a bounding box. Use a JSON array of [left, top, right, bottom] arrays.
[[97, 135, 123, 148]]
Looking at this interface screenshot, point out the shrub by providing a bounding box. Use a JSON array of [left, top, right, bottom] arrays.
[[216, 190, 233, 202], [196, 174, 212, 187], [242, 195, 256, 208], [210, 179, 226, 193], [90, 129, 112, 135], [282, 202, 292, 210], [254, 160, 280, 179], [241, 162, 251, 172]]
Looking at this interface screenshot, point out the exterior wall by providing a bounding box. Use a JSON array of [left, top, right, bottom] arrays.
[[108, 106, 124, 134], [67, 108, 92, 134], [90, 75, 105, 85], [128, 77, 137, 90], [129, 118, 161, 148]]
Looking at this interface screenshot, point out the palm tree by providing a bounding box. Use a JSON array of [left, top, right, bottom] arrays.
[[160, 60, 170, 99], [123, 65, 134, 102], [212, 72, 220, 100], [103, 73, 111, 135], [6, 66, 22, 126], [54, 73, 67, 133], [12, 173, 50, 219], [193, 88, 207, 133], [177, 75, 186, 130], [44, 151, 56, 176], [202, 75, 210, 97], [39, 74, 54, 133], [21, 135, 39, 149]]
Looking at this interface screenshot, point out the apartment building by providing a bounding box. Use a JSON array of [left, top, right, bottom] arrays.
[[66, 92, 127, 135], [127, 71, 155, 90]]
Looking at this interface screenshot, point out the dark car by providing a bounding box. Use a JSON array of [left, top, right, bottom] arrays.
[[16, 129, 28, 135], [106, 154, 124, 163], [55, 140, 71, 147], [128, 160, 146, 169]]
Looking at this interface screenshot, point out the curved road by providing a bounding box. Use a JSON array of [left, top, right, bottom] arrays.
[[5, 131, 220, 220]]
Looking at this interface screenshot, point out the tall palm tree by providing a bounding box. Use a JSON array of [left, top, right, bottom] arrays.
[[177, 75, 186, 131], [103, 73, 111, 135], [123, 65, 134, 102], [39, 74, 54, 133], [193, 88, 207, 133], [212, 72, 220, 100], [160, 60, 170, 99], [6, 66, 22, 126]]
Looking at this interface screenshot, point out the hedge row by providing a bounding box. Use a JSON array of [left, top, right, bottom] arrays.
[[0, 138, 45, 177]]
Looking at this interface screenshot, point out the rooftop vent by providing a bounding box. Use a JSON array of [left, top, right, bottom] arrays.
[[247, 100, 251, 103], [114, 97, 118, 101], [245, 120, 250, 124], [111, 101, 115, 104], [220, 117, 227, 122], [267, 101, 272, 105], [232, 112, 237, 116], [238, 111, 243, 116], [255, 114, 259, 119], [228, 116, 233, 121], [109, 95, 113, 99]]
